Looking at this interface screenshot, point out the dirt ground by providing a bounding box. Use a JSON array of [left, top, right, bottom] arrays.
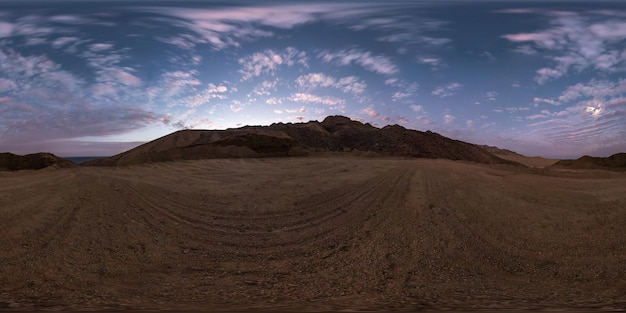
[[1, 157, 625, 311]]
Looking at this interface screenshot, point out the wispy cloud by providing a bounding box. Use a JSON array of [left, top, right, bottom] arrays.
[[238, 47, 308, 81], [149, 3, 379, 50], [559, 78, 626, 102], [432, 82, 462, 98], [533, 97, 561, 106], [289, 93, 345, 109], [501, 11, 626, 84], [525, 79, 626, 156], [417, 56, 445, 70], [485, 91, 498, 101], [318, 49, 398, 75], [295, 72, 367, 95]]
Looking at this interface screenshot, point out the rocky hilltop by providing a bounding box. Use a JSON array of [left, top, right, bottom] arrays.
[[84, 115, 515, 166], [0, 152, 77, 171]]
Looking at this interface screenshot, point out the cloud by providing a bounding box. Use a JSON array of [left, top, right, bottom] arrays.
[[149, 3, 382, 50], [230, 100, 244, 112], [392, 92, 412, 102], [238, 47, 308, 81], [485, 91, 498, 101], [525, 83, 626, 156], [253, 80, 278, 96], [0, 22, 14, 37], [533, 97, 561, 106], [90, 43, 114, 52], [350, 14, 450, 46], [181, 83, 229, 108], [410, 105, 424, 113], [501, 13, 626, 84], [363, 107, 380, 118], [295, 73, 367, 95], [266, 97, 282, 105], [318, 49, 398, 75], [160, 70, 202, 97], [443, 114, 455, 124], [432, 82, 462, 98], [559, 78, 626, 102], [0, 78, 16, 92], [52, 36, 80, 49], [289, 93, 345, 108], [417, 56, 445, 70]]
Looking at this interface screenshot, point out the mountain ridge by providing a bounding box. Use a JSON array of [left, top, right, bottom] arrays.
[[0, 152, 77, 171], [83, 115, 517, 167]]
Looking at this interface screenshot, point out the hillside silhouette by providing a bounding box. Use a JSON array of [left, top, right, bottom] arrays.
[[84, 115, 515, 166], [0, 152, 76, 171]]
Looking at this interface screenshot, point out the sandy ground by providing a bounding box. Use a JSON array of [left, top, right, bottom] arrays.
[[1, 157, 625, 311]]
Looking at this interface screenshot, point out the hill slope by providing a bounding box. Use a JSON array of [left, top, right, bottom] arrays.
[[84, 115, 515, 166], [478, 145, 557, 168], [0, 152, 76, 171], [551, 153, 626, 171]]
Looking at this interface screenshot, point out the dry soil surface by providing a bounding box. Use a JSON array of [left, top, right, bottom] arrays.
[[1, 157, 625, 312]]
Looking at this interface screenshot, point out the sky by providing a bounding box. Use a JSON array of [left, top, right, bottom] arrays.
[[1, 1, 625, 158]]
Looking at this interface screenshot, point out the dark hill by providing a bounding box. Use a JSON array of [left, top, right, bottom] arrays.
[[0, 152, 77, 171], [551, 153, 626, 171], [83, 115, 516, 166]]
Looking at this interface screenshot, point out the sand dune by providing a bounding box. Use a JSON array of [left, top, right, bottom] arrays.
[[1, 157, 625, 311]]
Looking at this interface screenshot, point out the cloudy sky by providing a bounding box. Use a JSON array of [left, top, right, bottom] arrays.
[[1, 0, 625, 158]]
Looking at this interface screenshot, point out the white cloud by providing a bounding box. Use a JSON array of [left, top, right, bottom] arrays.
[[443, 114, 455, 124], [392, 92, 412, 101], [432, 82, 462, 98], [161, 70, 201, 96], [363, 107, 380, 118], [410, 104, 424, 113], [90, 43, 113, 52], [336, 76, 366, 95], [183, 83, 229, 108], [289, 93, 344, 108], [318, 49, 397, 75], [295, 72, 335, 88], [559, 79, 626, 102], [253, 80, 278, 96], [502, 14, 626, 84], [533, 97, 561, 106], [238, 47, 307, 81], [295, 73, 367, 95], [485, 91, 498, 101], [151, 4, 370, 50], [230, 100, 244, 112], [0, 22, 14, 37], [417, 56, 445, 70], [52, 36, 80, 49], [266, 97, 281, 105]]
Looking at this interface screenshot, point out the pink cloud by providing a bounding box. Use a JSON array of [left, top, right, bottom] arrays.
[[0, 22, 13, 37], [318, 49, 398, 75], [113, 70, 141, 86]]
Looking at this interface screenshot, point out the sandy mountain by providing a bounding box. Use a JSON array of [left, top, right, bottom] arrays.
[[478, 144, 557, 168], [551, 153, 626, 171], [0, 152, 77, 171], [84, 115, 516, 166]]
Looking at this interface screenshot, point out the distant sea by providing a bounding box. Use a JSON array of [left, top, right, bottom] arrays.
[[63, 156, 109, 164]]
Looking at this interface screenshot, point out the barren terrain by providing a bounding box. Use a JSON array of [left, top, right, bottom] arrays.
[[1, 157, 625, 311]]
